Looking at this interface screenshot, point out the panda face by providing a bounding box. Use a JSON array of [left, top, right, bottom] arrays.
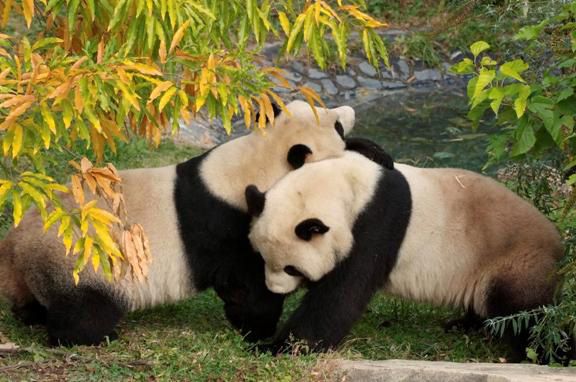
[[249, 217, 341, 294], [246, 152, 384, 294]]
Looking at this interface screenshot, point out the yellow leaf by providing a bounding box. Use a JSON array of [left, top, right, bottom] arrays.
[[265, 90, 289, 116], [90, 207, 121, 226], [260, 93, 275, 127], [123, 61, 163, 76], [63, 228, 73, 255], [1, 0, 14, 28], [158, 86, 177, 112], [12, 192, 22, 226], [116, 81, 141, 111], [83, 236, 94, 268], [40, 102, 56, 133], [0, 95, 35, 109], [278, 11, 291, 36], [19, 181, 46, 209], [73, 271, 79, 285], [22, 0, 34, 28], [159, 39, 167, 64], [58, 215, 71, 237], [11, 124, 23, 158], [44, 208, 65, 231], [71, 175, 84, 205], [148, 81, 173, 104], [0, 181, 12, 200], [0, 102, 34, 131], [238, 95, 252, 129], [74, 86, 84, 113], [169, 20, 190, 54], [91, 248, 100, 272]]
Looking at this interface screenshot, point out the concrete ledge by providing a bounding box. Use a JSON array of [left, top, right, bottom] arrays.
[[334, 360, 576, 382]]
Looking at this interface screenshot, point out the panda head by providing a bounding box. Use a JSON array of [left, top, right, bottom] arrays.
[[256, 100, 355, 170], [244, 160, 357, 294]]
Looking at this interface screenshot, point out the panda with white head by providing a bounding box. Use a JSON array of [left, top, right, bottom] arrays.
[[0, 100, 362, 346], [246, 143, 564, 362]]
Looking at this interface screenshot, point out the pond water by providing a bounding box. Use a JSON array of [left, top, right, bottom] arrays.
[[352, 88, 494, 172]]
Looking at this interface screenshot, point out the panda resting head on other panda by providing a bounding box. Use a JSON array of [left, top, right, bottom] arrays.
[[0, 100, 364, 347], [245, 146, 565, 362]]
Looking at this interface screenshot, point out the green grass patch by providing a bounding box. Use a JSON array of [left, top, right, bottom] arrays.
[[0, 292, 507, 381]]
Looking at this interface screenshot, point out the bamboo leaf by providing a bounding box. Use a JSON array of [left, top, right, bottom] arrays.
[[23, 0, 34, 28], [11, 124, 23, 158], [12, 192, 22, 226], [169, 20, 191, 54], [158, 86, 177, 112]]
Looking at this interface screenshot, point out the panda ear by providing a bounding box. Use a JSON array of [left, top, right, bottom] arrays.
[[295, 218, 330, 241], [245, 185, 266, 217], [287, 144, 312, 169]]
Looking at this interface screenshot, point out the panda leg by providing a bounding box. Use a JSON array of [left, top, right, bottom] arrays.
[[46, 287, 125, 347], [11, 299, 48, 326], [444, 308, 485, 333]]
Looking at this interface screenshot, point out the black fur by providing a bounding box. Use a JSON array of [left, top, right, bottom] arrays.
[[345, 137, 394, 170], [46, 287, 124, 346], [287, 144, 312, 169], [11, 299, 47, 326], [175, 153, 284, 341], [294, 218, 330, 241], [334, 121, 345, 139], [245, 185, 266, 217], [261, 168, 412, 353]]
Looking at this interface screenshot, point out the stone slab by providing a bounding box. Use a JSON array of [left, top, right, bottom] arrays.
[[335, 360, 576, 382]]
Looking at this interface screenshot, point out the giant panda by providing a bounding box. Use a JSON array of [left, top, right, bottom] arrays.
[[245, 148, 565, 362], [0, 100, 359, 347]]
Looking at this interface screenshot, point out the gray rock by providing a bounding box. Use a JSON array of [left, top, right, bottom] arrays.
[[442, 62, 455, 75], [334, 360, 576, 382], [396, 59, 410, 78], [320, 79, 338, 96], [291, 61, 305, 74], [358, 61, 378, 77], [271, 76, 296, 90], [414, 69, 442, 82], [308, 68, 328, 79], [303, 81, 322, 93], [379, 69, 394, 79], [348, 68, 357, 76], [357, 76, 382, 89], [284, 70, 302, 82], [381, 81, 407, 90], [343, 90, 355, 100], [336, 75, 356, 89]]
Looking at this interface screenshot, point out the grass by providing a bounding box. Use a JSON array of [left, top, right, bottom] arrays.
[[0, 292, 508, 381], [0, 141, 508, 380]]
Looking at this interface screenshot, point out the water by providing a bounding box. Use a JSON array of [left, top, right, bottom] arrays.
[[352, 89, 494, 172]]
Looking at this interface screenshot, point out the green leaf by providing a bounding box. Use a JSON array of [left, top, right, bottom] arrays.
[[32, 37, 63, 51], [470, 41, 490, 59], [488, 87, 504, 115], [472, 68, 495, 108], [511, 120, 536, 156], [480, 56, 497, 67], [514, 20, 548, 41], [450, 58, 475, 74], [499, 59, 529, 83], [513, 85, 531, 118]]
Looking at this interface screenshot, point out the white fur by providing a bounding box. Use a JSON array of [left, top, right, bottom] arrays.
[[384, 164, 481, 312], [114, 166, 195, 311], [201, 100, 355, 211], [249, 152, 381, 294]]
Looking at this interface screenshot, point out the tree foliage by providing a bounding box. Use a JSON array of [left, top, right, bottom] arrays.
[[0, 0, 389, 281]]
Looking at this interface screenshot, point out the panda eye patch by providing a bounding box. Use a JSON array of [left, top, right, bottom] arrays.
[[284, 266, 304, 277]]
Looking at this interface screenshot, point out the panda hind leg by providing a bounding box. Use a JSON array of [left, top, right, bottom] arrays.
[[46, 287, 125, 347], [11, 299, 48, 326], [444, 308, 485, 333]]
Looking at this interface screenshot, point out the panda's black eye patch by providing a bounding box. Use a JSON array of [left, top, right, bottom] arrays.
[[284, 266, 304, 277], [334, 120, 345, 139]]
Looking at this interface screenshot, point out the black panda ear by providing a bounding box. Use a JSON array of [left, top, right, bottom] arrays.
[[254, 102, 282, 124], [287, 144, 312, 169], [345, 137, 394, 170], [245, 185, 266, 217], [295, 218, 330, 241], [334, 120, 345, 139]]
